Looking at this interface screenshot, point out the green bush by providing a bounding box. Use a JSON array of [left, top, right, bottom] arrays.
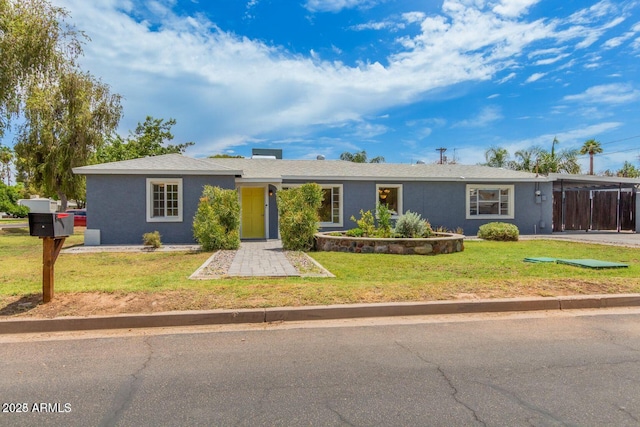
[[142, 231, 162, 248], [345, 227, 364, 237], [477, 222, 519, 241], [193, 186, 240, 251], [376, 203, 393, 238], [277, 183, 323, 251], [394, 211, 427, 238], [7, 204, 29, 218], [0, 182, 28, 217]]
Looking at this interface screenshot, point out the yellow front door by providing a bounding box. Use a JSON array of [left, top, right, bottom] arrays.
[[241, 187, 265, 239]]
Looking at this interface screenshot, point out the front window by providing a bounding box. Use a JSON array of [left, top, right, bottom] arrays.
[[282, 184, 343, 227], [376, 184, 402, 216], [467, 185, 514, 219], [318, 187, 341, 225], [147, 178, 183, 222]]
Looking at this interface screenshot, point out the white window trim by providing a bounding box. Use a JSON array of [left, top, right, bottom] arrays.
[[146, 178, 183, 223], [376, 184, 403, 217], [466, 184, 514, 220], [282, 183, 343, 227]]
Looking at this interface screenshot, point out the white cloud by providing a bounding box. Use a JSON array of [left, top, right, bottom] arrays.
[[452, 106, 503, 128], [48, 0, 637, 156], [402, 12, 426, 24], [525, 72, 546, 83], [492, 0, 540, 18], [534, 54, 569, 65], [563, 83, 640, 104], [350, 20, 398, 31], [497, 72, 517, 84], [304, 0, 377, 13]]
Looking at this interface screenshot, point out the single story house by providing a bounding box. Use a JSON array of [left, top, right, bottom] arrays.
[[72, 153, 640, 245]]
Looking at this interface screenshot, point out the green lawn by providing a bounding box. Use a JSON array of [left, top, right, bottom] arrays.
[[1, 226, 640, 312]]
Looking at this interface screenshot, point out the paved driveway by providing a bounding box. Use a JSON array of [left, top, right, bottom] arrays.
[[521, 230, 640, 247]]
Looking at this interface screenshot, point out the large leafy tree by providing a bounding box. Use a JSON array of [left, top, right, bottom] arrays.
[[14, 69, 122, 209], [340, 150, 385, 163], [96, 116, 194, 163], [0, 0, 82, 138], [579, 139, 603, 175]]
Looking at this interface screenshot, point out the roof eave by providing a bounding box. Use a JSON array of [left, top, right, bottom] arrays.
[[73, 168, 243, 176], [282, 175, 550, 182]]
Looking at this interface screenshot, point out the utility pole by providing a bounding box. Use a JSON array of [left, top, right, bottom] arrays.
[[436, 147, 447, 164]]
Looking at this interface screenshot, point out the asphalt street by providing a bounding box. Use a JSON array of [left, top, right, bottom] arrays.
[[1, 309, 640, 426]]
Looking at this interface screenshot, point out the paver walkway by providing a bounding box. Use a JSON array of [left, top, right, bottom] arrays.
[[227, 240, 299, 277]]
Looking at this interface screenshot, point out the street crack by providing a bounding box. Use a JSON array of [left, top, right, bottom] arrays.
[[394, 340, 486, 426], [99, 336, 153, 427]]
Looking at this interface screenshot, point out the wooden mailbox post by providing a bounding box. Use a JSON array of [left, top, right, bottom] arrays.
[[28, 213, 74, 303]]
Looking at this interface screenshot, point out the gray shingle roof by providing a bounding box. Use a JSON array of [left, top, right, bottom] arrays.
[[73, 153, 242, 176], [203, 158, 548, 182], [73, 153, 549, 181]]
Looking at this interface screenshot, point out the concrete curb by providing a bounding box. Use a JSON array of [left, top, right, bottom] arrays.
[[1, 294, 639, 334]]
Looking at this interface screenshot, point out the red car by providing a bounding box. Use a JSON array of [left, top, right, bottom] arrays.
[[66, 209, 87, 227]]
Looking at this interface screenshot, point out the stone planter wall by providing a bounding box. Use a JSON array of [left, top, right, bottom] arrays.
[[314, 232, 464, 255]]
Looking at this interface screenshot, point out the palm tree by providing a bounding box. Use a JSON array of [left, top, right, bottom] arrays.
[[537, 149, 581, 174], [579, 139, 603, 175], [339, 150, 385, 163], [483, 146, 509, 168], [617, 161, 640, 178], [510, 146, 543, 172]]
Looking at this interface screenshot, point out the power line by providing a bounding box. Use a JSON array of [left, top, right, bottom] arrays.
[[599, 134, 640, 146]]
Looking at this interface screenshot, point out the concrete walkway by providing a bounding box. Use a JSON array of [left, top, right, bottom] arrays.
[[227, 240, 299, 277]]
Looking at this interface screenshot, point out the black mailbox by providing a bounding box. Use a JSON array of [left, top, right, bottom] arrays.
[[28, 213, 74, 237]]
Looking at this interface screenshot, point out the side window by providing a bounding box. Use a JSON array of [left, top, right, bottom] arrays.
[[466, 185, 514, 219], [146, 178, 183, 222]]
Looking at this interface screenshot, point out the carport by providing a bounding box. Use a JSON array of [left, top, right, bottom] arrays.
[[550, 174, 640, 233]]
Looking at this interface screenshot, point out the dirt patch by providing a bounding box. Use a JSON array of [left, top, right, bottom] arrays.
[[0, 278, 630, 319]]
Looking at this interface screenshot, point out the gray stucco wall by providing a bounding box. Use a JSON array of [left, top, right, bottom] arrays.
[[284, 179, 553, 236], [86, 174, 236, 244]]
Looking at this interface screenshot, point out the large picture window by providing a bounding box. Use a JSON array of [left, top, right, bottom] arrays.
[[146, 178, 183, 222], [466, 184, 514, 219], [376, 184, 402, 216]]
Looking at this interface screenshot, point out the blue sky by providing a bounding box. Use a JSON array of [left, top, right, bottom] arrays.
[[30, 0, 640, 172]]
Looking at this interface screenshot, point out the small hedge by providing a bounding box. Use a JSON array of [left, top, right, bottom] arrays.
[[142, 231, 162, 248], [193, 186, 240, 251], [477, 222, 519, 241]]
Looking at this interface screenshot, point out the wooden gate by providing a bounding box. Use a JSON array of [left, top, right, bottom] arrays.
[[553, 189, 636, 232]]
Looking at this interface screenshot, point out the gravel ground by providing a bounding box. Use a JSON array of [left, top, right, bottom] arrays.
[[193, 250, 332, 279]]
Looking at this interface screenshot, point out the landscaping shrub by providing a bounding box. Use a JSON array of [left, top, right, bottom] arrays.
[[277, 183, 323, 251], [350, 209, 376, 237], [394, 211, 427, 238], [193, 185, 240, 251], [376, 203, 393, 238], [345, 227, 364, 237], [142, 231, 162, 248], [477, 222, 519, 241]]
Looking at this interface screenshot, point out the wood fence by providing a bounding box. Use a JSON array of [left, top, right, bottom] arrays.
[[553, 190, 636, 232]]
